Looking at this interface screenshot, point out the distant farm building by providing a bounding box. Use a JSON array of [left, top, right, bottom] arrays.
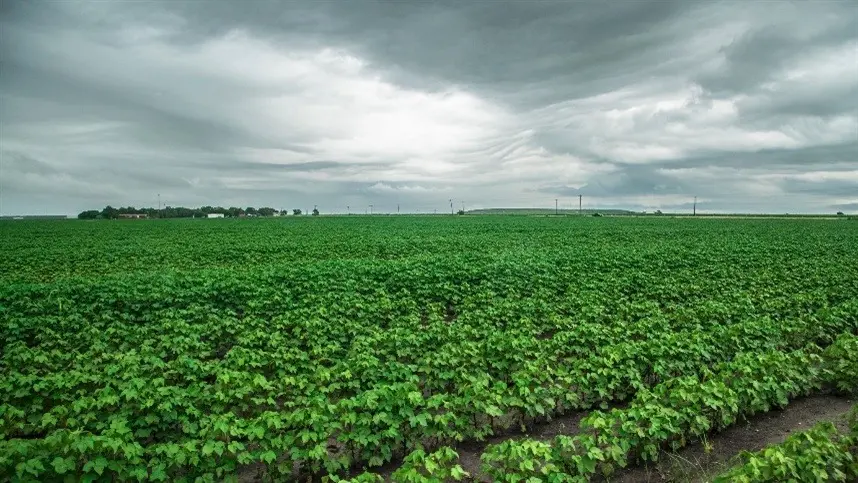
[[118, 213, 148, 219], [207, 213, 225, 219], [0, 215, 69, 220]]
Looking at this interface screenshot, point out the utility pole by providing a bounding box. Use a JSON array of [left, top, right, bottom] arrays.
[[579, 195, 582, 215], [158, 193, 161, 218], [693, 196, 697, 216], [369, 204, 373, 215], [347, 205, 350, 215], [555, 198, 558, 215], [461, 201, 465, 213], [449, 199, 453, 215], [397, 203, 400, 214]]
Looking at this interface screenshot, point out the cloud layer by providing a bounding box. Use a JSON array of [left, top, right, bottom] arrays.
[[1, 0, 856, 214]]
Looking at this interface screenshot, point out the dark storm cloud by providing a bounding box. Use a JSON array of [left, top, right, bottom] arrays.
[[132, 0, 693, 106], [696, 15, 857, 96], [1, 0, 856, 215]]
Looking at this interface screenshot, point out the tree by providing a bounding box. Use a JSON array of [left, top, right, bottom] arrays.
[[293, 209, 302, 216], [75, 204, 281, 219], [100, 205, 119, 219], [245, 207, 258, 216], [312, 208, 320, 216], [457, 210, 464, 215], [837, 212, 845, 216]]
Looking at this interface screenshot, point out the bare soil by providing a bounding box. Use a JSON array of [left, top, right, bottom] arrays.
[[455, 410, 589, 481], [368, 410, 590, 481], [378, 395, 853, 482], [608, 394, 854, 483]]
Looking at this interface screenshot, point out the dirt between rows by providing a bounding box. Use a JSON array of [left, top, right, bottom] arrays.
[[365, 410, 590, 481], [608, 394, 854, 483], [384, 394, 853, 482], [455, 411, 589, 481], [240, 394, 853, 482]]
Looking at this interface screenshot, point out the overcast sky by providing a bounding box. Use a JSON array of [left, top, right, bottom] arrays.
[[1, 0, 856, 215]]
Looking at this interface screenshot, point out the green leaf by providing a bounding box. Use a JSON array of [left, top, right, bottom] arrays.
[[52, 456, 76, 475], [150, 464, 168, 481], [260, 451, 277, 464], [450, 466, 468, 481], [92, 456, 108, 475]]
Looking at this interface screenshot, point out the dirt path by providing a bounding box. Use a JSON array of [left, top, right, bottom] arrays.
[[608, 394, 855, 483]]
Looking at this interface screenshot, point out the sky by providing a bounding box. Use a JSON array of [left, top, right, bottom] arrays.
[[1, 0, 856, 215]]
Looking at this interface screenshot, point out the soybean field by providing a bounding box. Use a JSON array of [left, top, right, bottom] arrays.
[[1, 216, 857, 482]]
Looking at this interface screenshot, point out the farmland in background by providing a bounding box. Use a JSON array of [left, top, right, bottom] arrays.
[[1, 216, 856, 481]]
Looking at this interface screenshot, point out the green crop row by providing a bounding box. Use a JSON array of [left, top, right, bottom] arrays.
[[480, 332, 858, 482], [712, 414, 857, 482], [313, 333, 858, 483], [3, 300, 853, 482], [822, 333, 858, 396]]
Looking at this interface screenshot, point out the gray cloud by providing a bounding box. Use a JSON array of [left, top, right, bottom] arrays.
[[3, 150, 58, 176], [1, 0, 857, 215], [831, 202, 858, 212], [779, 178, 858, 198], [696, 11, 856, 94], [538, 165, 689, 198]]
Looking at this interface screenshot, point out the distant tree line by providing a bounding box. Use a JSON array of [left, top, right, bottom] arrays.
[[78, 205, 281, 220]]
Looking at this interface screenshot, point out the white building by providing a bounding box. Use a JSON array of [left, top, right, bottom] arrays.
[[207, 213, 225, 219]]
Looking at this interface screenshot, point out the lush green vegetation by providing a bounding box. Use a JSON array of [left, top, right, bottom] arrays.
[[713, 408, 858, 482], [479, 334, 858, 481], [1, 216, 856, 481]]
